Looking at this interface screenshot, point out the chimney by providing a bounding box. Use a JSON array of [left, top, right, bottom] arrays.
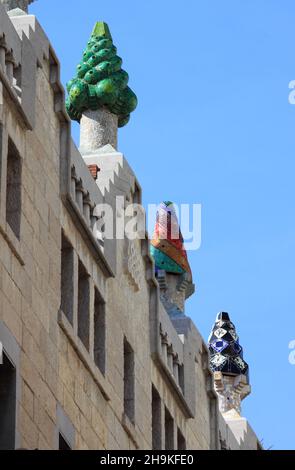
[[65, 22, 137, 154], [208, 312, 251, 416], [80, 108, 118, 154], [87, 163, 100, 180], [150, 202, 195, 317]]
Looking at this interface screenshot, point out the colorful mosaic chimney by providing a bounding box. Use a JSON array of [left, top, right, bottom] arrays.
[[208, 312, 251, 415], [150, 202, 194, 316]]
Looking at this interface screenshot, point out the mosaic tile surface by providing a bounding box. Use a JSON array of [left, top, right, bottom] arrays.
[[208, 312, 249, 377]]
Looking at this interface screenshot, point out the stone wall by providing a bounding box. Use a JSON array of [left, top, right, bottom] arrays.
[[0, 6, 260, 450]]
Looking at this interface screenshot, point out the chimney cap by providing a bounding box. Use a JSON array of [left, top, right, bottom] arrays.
[[66, 21, 137, 127], [216, 311, 230, 322], [208, 311, 249, 381]]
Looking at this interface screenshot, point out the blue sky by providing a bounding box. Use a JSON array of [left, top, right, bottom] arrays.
[[31, 0, 295, 449]]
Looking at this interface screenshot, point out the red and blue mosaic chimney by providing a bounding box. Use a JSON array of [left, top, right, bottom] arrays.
[[150, 202, 194, 316]]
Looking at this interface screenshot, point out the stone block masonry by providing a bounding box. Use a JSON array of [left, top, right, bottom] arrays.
[[0, 4, 261, 451]]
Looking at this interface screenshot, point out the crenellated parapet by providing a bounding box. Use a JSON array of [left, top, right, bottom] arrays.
[[0, 3, 37, 128]]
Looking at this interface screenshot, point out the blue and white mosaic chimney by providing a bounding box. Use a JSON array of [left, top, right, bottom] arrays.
[[208, 312, 251, 415]]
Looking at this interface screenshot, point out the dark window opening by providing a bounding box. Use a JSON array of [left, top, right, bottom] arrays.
[[59, 433, 71, 450], [165, 407, 174, 450], [152, 385, 162, 450], [94, 288, 106, 375], [6, 138, 22, 239], [177, 428, 186, 450], [61, 233, 74, 325], [0, 352, 16, 449], [179, 364, 184, 394], [123, 338, 135, 423], [78, 260, 90, 350]]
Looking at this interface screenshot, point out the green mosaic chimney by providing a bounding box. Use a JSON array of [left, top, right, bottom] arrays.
[[66, 22, 137, 128]]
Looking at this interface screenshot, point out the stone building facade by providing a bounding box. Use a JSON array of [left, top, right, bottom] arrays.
[[0, 3, 261, 450]]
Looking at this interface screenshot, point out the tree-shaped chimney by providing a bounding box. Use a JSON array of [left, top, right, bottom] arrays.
[[66, 22, 137, 152]]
